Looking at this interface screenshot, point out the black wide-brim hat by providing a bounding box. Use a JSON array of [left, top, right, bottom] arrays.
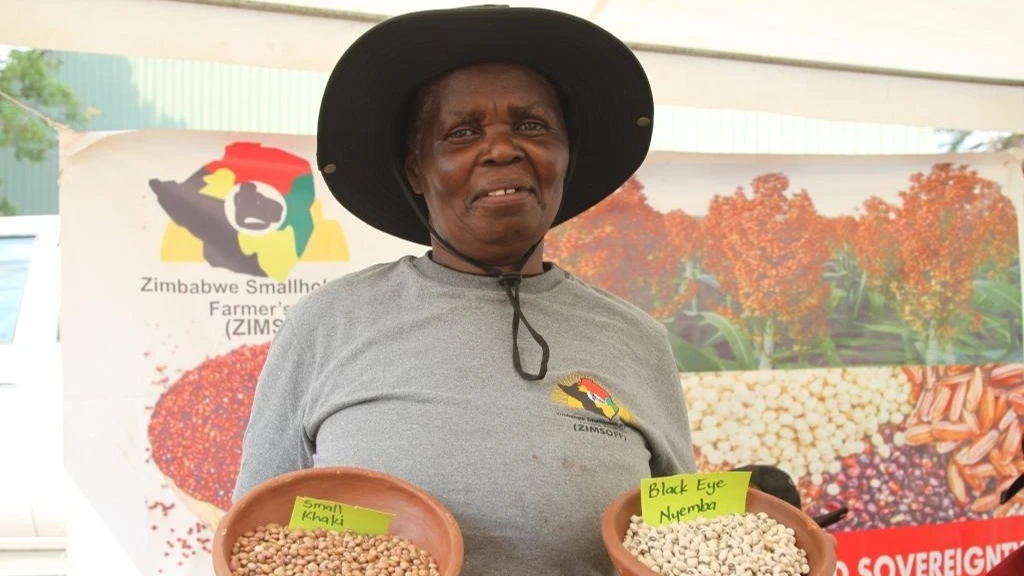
[[316, 5, 654, 246]]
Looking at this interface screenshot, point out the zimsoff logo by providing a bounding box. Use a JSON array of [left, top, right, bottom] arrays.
[[148, 141, 349, 282], [142, 143, 351, 342], [551, 372, 633, 441]]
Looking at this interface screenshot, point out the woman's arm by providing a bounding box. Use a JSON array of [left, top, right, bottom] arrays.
[[232, 314, 316, 502], [646, 329, 699, 477]]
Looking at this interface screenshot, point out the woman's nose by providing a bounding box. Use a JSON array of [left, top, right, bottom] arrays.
[[481, 128, 524, 165]]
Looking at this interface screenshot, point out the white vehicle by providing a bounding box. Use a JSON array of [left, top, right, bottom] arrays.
[[0, 214, 67, 575]]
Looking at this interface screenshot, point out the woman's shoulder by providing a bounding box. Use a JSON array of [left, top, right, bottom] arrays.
[[554, 265, 669, 339]]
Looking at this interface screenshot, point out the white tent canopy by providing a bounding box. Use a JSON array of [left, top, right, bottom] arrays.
[[272, 0, 1024, 82], [2, 0, 1022, 133], [2, 0, 1024, 131]]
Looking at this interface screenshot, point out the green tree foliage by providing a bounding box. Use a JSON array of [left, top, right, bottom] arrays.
[[0, 49, 92, 214]]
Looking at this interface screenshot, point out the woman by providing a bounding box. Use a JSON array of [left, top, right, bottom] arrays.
[[235, 6, 697, 574]]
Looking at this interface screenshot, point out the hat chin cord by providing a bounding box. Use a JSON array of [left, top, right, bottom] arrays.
[[391, 161, 550, 381]]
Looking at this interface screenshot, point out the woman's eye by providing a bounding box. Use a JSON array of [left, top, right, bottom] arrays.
[[447, 127, 475, 139], [518, 120, 546, 132]]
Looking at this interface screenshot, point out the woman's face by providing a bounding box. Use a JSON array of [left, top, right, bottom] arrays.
[[405, 63, 570, 268]]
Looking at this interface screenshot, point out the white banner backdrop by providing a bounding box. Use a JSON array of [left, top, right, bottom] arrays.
[[59, 129, 1024, 575]]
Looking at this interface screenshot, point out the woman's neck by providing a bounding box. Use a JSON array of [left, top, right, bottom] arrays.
[[428, 242, 546, 276]]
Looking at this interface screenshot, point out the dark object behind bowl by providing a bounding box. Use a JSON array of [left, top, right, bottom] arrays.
[[733, 464, 802, 509], [734, 464, 849, 529], [211, 467, 464, 576]]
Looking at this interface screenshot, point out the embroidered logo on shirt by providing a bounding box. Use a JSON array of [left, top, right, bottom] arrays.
[[551, 372, 632, 424]]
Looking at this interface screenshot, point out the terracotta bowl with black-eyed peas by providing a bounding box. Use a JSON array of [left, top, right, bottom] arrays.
[[602, 487, 837, 576]]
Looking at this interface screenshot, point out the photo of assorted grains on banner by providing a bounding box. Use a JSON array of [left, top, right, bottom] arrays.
[[144, 159, 1024, 545]]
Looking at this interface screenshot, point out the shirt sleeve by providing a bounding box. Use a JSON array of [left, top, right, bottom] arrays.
[[646, 327, 698, 477], [232, 312, 316, 502]]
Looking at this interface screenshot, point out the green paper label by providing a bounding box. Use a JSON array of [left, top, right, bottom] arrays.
[[288, 496, 394, 535], [640, 471, 751, 526]]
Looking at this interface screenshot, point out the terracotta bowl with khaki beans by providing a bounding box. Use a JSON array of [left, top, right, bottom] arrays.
[[212, 467, 463, 576], [602, 487, 836, 576]]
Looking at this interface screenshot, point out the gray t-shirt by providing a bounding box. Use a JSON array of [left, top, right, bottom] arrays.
[[234, 253, 697, 575]]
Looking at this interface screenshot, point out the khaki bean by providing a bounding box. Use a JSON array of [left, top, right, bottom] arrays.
[[229, 524, 441, 576]]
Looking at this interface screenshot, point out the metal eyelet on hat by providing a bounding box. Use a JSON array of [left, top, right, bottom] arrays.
[[636, 116, 651, 128], [323, 163, 337, 174]]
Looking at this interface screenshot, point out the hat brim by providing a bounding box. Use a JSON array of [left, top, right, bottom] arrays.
[[316, 6, 654, 246]]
